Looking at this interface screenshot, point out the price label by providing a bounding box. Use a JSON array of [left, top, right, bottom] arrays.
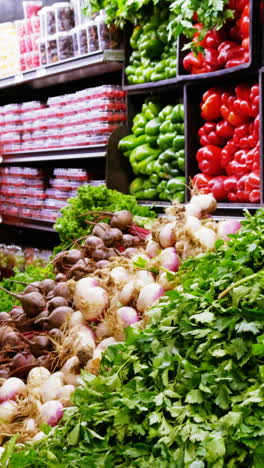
[[36, 68, 47, 78], [14, 74, 24, 83]]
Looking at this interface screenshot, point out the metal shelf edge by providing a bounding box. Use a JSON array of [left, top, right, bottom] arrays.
[[1, 216, 56, 232]]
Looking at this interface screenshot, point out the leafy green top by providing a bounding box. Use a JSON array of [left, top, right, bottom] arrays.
[[54, 184, 155, 250], [84, 0, 233, 40]]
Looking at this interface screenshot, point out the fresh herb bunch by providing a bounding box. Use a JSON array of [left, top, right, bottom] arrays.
[[84, 0, 233, 42], [7, 209, 264, 467], [54, 184, 155, 249], [0, 264, 54, 312]]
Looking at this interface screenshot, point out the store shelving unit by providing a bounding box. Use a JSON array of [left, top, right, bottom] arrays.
[[1, 145, 107, 164], [0, 50, 124, 90]]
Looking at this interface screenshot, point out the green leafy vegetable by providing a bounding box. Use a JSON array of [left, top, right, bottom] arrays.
[[0, 264, 54, 312], [54, 184, 155, 250]]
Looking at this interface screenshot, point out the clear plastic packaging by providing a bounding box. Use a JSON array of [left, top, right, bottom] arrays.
[[39, 39, 47, 65], [79, 25, 88, 55], [23, 2, 43, 19], [31, 34, 39, 52], [25, 36, 33, 53], [24, 18, 33, 35], [46, 35, 59, 63], [87, 20, 99, 52], [15, 20, 26, 38], [19, 38, 26, 55], [31, 16, 41, 34], [46, 6, 56, 36], [57, 31, 74, 61], [32, 51, 40, 68], [54, 3, 75, 33], [72, 27, 79, 56], [96, 12, 111, 50], [24, 52, 33, 70]]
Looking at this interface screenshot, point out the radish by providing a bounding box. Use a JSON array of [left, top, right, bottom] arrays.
[[117, 307, 139, 327], [0, 377, 26, 402], [27, 367, 51, 388], [40, 400, 64, 427], [160, 248, 181, 272], [146, 239, 160, 258], [137, 283, 164, 313], [217, 219, 241, 241], [41, 372, 64, 402], [74, 282, 109, 321], [61, 357, 80, 386], [95, 321, 111, 340], [110, 267, 130, 285], [194, 227, 217, 249], [159, 223, 176, 248], [0, 400, 18, 423]]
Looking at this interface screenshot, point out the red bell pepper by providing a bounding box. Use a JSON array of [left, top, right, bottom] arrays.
[[233, 123, 252, 148], [196, 145, 223, 176], [201, 89, 222, 121], [216, 120, 234, 140], [239, 4, 250, 39], [237, 170, 260, 203], [192, 173, 212, 194], [221, 140, 237, 169], [198, 122, 226, 146], [208, 175, 228, 201], [226, 149, 250, 177]]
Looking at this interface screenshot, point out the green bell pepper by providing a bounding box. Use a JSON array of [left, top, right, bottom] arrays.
[[172, 135, 185, 152], [161, 163, 180, 178], [167, 176, 186, 193], [136, 154, 158, 175], [177, 156, 185, 172], [158, 105, 174, 122], [159, 189, 171, 201], [150, 173, 161, 185], [151, 72, 165, 82], [125, 65, 137, 76], [118, 134, 147, 153], [158, 149, 177, 164], [145, 135, 158, 146], [157, 180, 167, 193], [157, 133, 175, 150], [129, 177, 145, 195], [141, 188, 158, 200], [171, 104, 184, 123], [173, 123, 185, 135], [157, 24, 168, 43], [138, 32, 163, 60], [129, 144, 159, 165], [130, 26, 143, 49], [171, 191, 185, 203], [145, 118, 160, 136], [142, 101, 161, 120]]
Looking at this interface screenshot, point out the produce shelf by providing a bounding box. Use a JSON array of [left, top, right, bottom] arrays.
[[138, 200, 170, 208], [1, 145, 107, 164], [123, 77, 180, 95], [1, 215, 55, 232], [0, 50, 124, 90]]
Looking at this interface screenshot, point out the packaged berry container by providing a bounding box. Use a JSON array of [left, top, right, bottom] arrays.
[[72, 27, 79, 56], [31, 15, 40, 34], [23, 2, 43, 19], [28, 198, 44, 209], [54, 3, 75, 33], [96, 12, 111, 50], [46, 6, 56, 36], [39, 39, 47, 65], [25, 18, 33, 35], [58, 31, 74, 61], [46, 35, 59, 63], [25, 36, 33, 53], [47, 95, 65, 107], [19, 55, 26, 72], [87, 20, 99, 53], [49, 178, 72, 190], [31, 34, 39, 52], [23, 167, 43, 178], [79, 25, 88, 55], [3, 104, 21, 115], [19, 38, 26, 55], [15, 20, 26, 38], [32, 52, 40, 68], [22, 101, 44, 113], [25, 52, 33, 70]]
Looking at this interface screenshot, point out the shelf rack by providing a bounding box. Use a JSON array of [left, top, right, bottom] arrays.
[[1, 145, 107, 164]]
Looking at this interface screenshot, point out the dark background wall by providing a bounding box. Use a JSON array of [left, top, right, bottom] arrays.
[[0, 0, 66, 22]]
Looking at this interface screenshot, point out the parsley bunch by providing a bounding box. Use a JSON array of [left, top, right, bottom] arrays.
[[7, 209, 264, 467]]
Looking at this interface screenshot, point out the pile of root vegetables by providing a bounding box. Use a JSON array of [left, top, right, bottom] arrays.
[[0, 196, 241, 447]]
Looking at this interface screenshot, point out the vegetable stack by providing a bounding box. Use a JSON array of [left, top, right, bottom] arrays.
[[183, 0, 250, 74], [6, 206, 264, 467], [193, 82, 260, 202], [126, 6, 177, 84], [118, 100, 186, 202]]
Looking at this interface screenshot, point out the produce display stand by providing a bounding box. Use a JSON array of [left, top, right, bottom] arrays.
[[0, 0, 263, 244]]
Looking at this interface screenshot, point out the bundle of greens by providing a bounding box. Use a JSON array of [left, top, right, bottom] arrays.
[[6, 208, 264, 467], [85, 0, 234, 42], [54, 184, 155, 249], [0, 264, 54, 313]]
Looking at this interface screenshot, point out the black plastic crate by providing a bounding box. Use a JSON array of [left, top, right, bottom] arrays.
[[177, 0, 262, 83], [184, 70, 262, 214]]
